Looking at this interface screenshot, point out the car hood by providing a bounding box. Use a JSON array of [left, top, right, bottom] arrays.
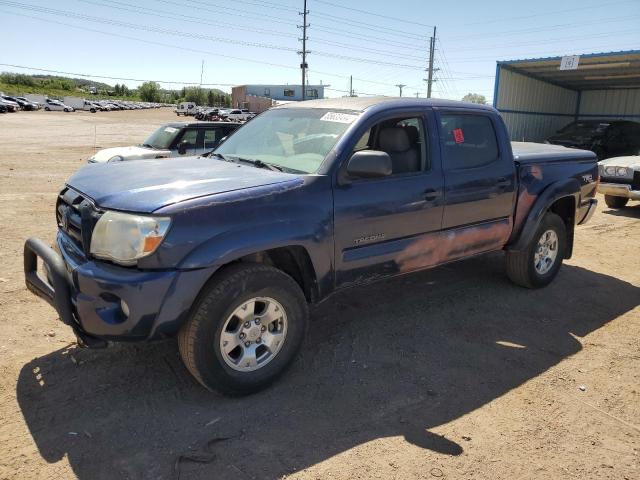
[[67, 156, 302, 212], [598, 155, 640, 170], [89, 145, 171, 163]]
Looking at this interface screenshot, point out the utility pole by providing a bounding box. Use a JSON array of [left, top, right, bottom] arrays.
[[395, 84, 406, 97], [298, 0, 309, 101], [426, 26, 437, 98], [415, 92, 420, 98], [349, 75, 354, 97], [200, 60, 204, 87]]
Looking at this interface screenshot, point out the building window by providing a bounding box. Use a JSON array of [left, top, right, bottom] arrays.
[[283, 89, 295, 97], [264, 88, 270, 97], [306, 89, 318, 99]]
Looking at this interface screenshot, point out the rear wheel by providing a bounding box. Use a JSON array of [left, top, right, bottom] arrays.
[[44, 107, 50, 111], [178, 263, 308, 395], [604, 195, 629, 208], [506, 212, 566, 288]]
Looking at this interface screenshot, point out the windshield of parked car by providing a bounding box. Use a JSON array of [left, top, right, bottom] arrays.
[[142, 125, 182, 149], [558, 121, 610, 137], [214, 108, 359, 173]]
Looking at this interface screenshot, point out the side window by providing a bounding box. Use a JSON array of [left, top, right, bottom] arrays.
[[439, 114, 499, 170], [352, 116, 427, 175], [179, 129, 198, 147], [204, 128, 224, 150]]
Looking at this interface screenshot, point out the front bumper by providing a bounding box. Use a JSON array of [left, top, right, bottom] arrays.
[[598, 182, 640, 200], [24, 233, 214, 346]]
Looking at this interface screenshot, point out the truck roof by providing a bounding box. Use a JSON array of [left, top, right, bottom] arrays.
[[275, 96, 495, 112]]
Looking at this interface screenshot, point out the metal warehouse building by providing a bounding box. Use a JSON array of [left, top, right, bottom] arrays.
[[493, 50, 640, 142]]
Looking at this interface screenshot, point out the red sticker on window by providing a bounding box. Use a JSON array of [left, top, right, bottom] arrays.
[[453, 128, 464, 144]]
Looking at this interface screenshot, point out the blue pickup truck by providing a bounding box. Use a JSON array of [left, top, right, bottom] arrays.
[[25, 97, 598, 394]]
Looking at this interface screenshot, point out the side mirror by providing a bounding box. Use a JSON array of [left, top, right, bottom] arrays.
[[178, 141, 189, 155], [218, 136, 228, 146], [346, 150, 392, 179]]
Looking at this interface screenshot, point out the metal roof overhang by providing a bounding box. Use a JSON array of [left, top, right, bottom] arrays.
[[498, 50, 640, 91]]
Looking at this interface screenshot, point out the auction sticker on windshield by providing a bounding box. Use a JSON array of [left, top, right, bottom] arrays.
[[320, 112, 359, 123], [164, 127, 178, 133]]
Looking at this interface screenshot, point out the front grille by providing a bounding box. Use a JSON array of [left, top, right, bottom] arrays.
[[56, 187, 101, 253], [600, 171, 640, 190]]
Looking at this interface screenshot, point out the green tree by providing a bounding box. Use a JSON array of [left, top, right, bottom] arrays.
[[184, 86, 206, 105], [207, 90, 215, 106], [139, 81, 161, 102], [461, 93, 487, 105]]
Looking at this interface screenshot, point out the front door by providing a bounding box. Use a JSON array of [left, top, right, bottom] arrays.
[[333, 112, 444, 288]]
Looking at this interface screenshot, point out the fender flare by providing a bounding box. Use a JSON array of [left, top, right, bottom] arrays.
[[508, 178, 581, 256]]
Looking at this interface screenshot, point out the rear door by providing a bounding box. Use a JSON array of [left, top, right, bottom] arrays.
[[436, 110, 516, 247]]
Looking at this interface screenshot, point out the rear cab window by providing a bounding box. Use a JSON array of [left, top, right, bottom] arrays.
[[439, 114, 499, 170]]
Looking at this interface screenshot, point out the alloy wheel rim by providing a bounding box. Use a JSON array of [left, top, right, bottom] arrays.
[[219, 297, 288, 372], [534, 229, 558, 275]]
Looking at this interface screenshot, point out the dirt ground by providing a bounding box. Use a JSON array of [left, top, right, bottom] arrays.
[[0, 108, 638, 480]]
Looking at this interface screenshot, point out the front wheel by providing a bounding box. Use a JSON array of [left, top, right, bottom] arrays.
[[604, 195, 629, 208], [178, 263, 308, 395], [506, 212, 566, 288], [44, 107, 50, 111]]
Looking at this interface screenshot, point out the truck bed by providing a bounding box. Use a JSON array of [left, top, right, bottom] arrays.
[[511, 141, 596, 165]]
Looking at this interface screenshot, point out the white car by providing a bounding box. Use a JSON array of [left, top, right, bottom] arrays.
[[87, 122, 238, 163], [598, 155, 640, 208], [224, 109, 254, 122], [44, 99, 74, 112]]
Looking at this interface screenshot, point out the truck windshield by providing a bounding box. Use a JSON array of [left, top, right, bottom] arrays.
[[142, 125, 181, 149], [214, 108, 359, 173]]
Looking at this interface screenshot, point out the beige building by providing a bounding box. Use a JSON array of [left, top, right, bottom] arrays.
[[231, 86, 277, 113]]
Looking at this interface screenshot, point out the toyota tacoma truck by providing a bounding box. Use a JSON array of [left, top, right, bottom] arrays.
[[24, 97, 598, 395]]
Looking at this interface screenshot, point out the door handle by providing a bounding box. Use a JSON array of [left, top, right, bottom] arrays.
[[423, 189, 439, 201], [496, 177, 511, 188]]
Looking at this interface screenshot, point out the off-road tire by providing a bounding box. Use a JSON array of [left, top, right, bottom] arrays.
[[604, 195, 628, 209], [506, 212, 566, 289], [178, 263, 308, 395]]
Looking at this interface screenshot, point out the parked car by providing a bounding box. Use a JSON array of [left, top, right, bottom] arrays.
[[16, 96, 41, 110], [0, 98, 19, 112], [44, 99, 74, 112], [87, 122, 239, 163], [2, 95, 37, 111], [24, 97, 598, 395], [223, 108, 253, 122], [546, 120, 640, 160], [0, 103, 7, 113], [64, 98, 100, 112], [597, 155, 640, 208], [175, 102, 197, 116]]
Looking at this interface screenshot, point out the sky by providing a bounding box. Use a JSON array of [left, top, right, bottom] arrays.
[[1, 0, 639, 103]]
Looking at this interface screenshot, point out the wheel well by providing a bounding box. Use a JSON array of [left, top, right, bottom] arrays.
[[548, 196, 575, 259], [237, 247, 318, 303]]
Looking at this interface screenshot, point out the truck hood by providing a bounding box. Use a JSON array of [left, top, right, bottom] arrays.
[[598, 155, 640, 170], [89, 145, 171, 163], [67, 156, 301, 212]]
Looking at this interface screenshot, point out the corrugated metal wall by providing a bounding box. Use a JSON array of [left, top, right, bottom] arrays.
[[579, 89, 640, 118], [496, 68, 577, 142]]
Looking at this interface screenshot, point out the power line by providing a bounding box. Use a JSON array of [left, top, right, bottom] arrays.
[[0, 63, 236, 86], [314, 0, 434, 28], [460, 0, 636, 26], [0, 10, 416, 92]]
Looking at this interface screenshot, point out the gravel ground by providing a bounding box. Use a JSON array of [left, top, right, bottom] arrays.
[[0, 108, 638, 480]]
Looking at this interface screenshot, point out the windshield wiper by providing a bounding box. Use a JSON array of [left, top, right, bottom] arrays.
[[227, 156, 283, 172], [141, 143, 155, 149]]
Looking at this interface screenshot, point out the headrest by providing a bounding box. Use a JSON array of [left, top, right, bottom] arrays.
[[402, 125, 419, 144], [379, 127, 410, 153]]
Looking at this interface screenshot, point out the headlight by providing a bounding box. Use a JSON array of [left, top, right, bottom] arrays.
[[108, 155, 124, 163], [616, 167, 628, 176], [604, 166, 617, 176], [90, 211, 171, 266]]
